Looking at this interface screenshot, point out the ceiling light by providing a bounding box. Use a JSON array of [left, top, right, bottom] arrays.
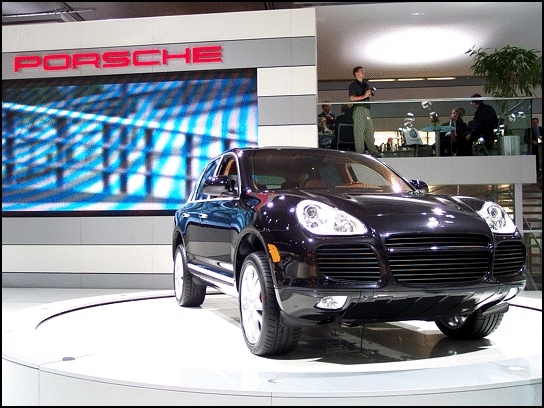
[[397, 78, 425, 81], [362, 27, 475, 65], [368, 79, 397, 82], [427, 77, 457, 81]]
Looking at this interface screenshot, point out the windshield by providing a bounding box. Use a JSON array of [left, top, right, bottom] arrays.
[[247, 150, 413, 193]]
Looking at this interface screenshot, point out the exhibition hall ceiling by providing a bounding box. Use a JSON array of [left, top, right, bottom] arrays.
[[2, 2, 542, 81]]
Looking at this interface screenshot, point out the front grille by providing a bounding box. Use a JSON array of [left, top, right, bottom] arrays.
[[493, 241, 526, 279], [315, 244, 381, 283], [385, 234, 491, 285]]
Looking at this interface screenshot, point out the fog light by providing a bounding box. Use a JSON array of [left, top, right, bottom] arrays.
[[315, 296, 348, 310]]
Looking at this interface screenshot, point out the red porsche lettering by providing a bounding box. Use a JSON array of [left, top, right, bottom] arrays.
[[102, 51, 131, 68], [133, 49, 160, 66], [13, 46, 223, 72], [72, 53, 100, 69], [193, 46, 222, 63], [13, 55, 41, 72], [43, 54, 70, 71]]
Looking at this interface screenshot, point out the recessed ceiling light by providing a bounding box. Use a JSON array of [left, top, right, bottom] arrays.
[[362, 28, 475, 65]]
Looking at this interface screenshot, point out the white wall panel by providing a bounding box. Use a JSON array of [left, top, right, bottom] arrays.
[[257, 125, 317, 147], [2, 8, 317, 288], [1, 22, 83, 52], [80, 17, 154, 48], [2, 216, 173, 245], [2, 9, 316, 52], [382, 155, 537, 186], [2, 245, 172, 274], [258, 66, 317, 96]]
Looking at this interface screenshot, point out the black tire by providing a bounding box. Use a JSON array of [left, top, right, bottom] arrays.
[[173, 244, 206, 307], [239, 252, 302, 356], [435, 310, 504, 340]]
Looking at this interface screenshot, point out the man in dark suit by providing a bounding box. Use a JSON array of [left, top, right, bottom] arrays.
[[524, 117, 542, 181], [334, 104, 354, 150], [468, 94, 498, 151], [440, 109, 468, 156], [318, 103, 336, 133]]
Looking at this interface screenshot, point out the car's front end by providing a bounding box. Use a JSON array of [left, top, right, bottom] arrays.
[[253, 189, 526, 327]]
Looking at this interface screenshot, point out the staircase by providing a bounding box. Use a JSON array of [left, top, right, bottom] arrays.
[[487, 183, 542, 290], [522, 183, 542, 290]]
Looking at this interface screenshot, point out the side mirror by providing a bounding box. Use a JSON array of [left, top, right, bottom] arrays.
[[409, 179, 429, 194], [202, 175, 237, 196]]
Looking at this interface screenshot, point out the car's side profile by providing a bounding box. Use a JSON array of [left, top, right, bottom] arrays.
[[172, 147, 527, 356]]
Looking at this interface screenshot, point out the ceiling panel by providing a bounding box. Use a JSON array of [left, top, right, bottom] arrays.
[[2, 2, 542, 82]]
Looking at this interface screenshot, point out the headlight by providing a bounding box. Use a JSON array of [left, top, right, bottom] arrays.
[[296, 200, 367, 235], [476, 202, 517, 234]]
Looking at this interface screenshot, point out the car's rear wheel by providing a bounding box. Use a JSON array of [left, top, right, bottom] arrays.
[[239, 252, 302, 356], [435, 309, 504, 340], [173, 244, 206, 307]]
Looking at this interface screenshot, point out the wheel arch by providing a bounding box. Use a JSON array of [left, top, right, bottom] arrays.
[[234, 229, 269, 291], [172, 228, 185, 259]]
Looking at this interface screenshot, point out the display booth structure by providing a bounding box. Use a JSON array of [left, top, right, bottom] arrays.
[[1, 8, 537, 289], [2, 8, 318, 288]]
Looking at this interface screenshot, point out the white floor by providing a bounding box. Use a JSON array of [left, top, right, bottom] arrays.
[[2, 288, 542, 406]]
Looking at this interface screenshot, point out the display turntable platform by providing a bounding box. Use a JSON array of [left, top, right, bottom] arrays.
[[2, 289, 542, 405]]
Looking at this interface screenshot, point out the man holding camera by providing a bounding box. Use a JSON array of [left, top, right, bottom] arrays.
[[348, 66, 381, 157]]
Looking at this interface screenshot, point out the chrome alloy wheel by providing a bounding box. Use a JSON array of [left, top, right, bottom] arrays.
[[240, 262, 263, 344], [173, 246, 185, 303]]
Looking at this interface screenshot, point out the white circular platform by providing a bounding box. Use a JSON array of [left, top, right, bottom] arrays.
[[2, 290, 542, 405]]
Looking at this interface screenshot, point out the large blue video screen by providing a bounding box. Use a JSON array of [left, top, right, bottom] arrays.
[[2, 69, 258, 215]]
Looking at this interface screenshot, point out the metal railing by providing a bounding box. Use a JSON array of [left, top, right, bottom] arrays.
[[319, 96, 534, 157]]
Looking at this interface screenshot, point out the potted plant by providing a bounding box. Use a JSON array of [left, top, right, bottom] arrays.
[[467, 45, 542, 100], [466, 45, 542, 152]]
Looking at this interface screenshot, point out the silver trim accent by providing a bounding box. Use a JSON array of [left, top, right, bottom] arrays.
[[187, 263, 238, 298]]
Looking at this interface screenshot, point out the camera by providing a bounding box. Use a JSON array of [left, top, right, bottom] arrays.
[[370, 87, 377, 96]]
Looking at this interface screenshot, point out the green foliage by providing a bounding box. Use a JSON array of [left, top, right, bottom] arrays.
[[466, 45, 542, 98]]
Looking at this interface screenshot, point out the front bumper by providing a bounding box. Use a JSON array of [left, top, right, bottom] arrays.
[[276, 281, 526, 327]]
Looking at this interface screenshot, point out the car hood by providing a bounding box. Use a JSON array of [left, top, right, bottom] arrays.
[[295, 189, 491, 235]]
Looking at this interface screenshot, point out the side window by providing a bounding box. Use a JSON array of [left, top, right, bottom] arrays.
[[218, 155, 239, 195], [193, 158, 220, 201]]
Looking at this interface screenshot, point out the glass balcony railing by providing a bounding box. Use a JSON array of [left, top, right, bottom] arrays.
[[320, 97, 534, 157]]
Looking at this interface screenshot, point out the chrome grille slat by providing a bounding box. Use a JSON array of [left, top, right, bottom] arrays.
[[386, 235, 489, 248], [493, 241, 526, 279], [386, 234, 491, 285], [315, 235, 525, 286], [315, 245, 380, 283]]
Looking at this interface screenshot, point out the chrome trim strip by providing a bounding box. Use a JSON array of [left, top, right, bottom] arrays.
[[187, 263, 238, 298]]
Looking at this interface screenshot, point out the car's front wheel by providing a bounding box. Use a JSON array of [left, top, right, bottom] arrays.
[[173, 244, 206, 307], [239, 252, 302, 356], [435, 309, 504, 340]]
